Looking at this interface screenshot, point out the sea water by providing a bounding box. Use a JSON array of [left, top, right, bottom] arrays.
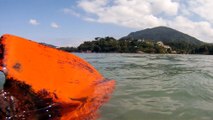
[[77, 53, 213, 120]]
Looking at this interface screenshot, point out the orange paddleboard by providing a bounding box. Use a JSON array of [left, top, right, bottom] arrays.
[[0, 34, 115, 120]]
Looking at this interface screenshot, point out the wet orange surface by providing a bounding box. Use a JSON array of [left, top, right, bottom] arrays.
[[0, 34, 115, 120]]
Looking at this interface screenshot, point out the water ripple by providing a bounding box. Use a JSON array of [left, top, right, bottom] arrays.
[[77, 53, 213, 120]]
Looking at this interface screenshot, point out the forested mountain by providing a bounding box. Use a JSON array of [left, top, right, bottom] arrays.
[[59, 26, 213, 55], [121, 26, 203, 45]]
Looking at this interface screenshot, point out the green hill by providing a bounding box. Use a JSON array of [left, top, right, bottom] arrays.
[[121, 26, 204, 45], [59, 26, 213, 54]]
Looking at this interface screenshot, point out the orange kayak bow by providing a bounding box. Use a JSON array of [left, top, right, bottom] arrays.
[[0, 34, 115, 120]]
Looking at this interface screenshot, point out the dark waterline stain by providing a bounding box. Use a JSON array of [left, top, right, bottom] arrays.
[[0, 78, 62, 120]]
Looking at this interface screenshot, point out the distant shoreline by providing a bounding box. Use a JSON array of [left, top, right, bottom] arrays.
[[59, 36, 213, 55], [71, 52, 213, 56]]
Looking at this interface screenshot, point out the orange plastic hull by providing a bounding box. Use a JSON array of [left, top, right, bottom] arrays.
[[0, 34, 115, 120]]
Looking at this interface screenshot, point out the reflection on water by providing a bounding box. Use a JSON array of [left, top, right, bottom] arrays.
[[77, 53, 213, 120]]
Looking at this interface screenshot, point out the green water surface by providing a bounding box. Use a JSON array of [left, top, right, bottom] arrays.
[[78, 53, 213, 120]]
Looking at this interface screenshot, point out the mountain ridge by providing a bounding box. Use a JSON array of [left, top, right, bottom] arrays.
[[120, 26, 204, 45], [59, 26, 213, 55]]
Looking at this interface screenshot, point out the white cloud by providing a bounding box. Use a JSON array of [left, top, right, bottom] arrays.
[[66, 0, 213, 43], [168, 16, 213, 43], [77, 0, 169, 28], [63, 8, 81, 17], [150, 0, 179, 16], [188, 0, 213, 24], [76, 0, 179, 28], [29, 19, 39, 26], [51, 22, 60, 28]]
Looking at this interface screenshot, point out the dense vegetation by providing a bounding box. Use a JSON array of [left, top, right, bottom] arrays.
[[59, 37, 213, 54], [59, 26, 213, 55], [191, 44, 213, 55]]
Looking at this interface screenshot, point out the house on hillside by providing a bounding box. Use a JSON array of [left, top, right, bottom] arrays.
[[156, 41, 171, 49], [156, 41, 176, 53]]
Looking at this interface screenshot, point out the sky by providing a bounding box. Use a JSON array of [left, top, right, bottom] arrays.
[[0, 0, 213, 47]]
